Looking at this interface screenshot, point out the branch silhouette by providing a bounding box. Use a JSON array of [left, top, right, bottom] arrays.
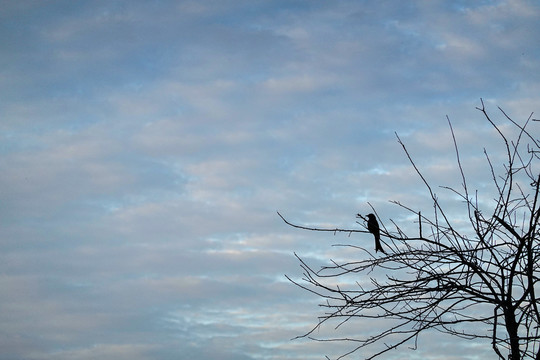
[[281, 101, 540, 360]]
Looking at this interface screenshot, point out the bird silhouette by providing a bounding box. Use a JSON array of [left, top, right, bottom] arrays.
[[366, 213, 385, 253]]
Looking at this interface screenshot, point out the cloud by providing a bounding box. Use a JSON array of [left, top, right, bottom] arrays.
[[1, 1, 540, 359]]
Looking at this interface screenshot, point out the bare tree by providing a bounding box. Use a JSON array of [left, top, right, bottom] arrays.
[[280, 100, 540, 360]]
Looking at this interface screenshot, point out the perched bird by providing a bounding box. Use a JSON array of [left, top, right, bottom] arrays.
[[366, 213, 385, 253]]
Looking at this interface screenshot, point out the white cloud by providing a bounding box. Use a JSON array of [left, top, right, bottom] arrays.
[[1, 1, 539, 359]]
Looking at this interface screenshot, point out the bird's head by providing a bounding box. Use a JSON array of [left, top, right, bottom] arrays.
[[366, 213, 376, 220]]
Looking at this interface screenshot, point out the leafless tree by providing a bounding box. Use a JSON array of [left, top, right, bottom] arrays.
[[280, 100, 540, 360]]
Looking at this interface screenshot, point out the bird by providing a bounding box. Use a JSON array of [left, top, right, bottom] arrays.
[[366, 213, 385, 254]]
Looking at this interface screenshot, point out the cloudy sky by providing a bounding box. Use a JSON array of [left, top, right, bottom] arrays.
[[1, 1, 540, 359]]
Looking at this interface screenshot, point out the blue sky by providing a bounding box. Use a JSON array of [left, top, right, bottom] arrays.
[[1, 1, 539, 359]]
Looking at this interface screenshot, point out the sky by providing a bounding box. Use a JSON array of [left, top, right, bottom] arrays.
[[1, 1, 540, 359]]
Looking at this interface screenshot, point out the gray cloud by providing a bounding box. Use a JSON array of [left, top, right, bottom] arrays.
[[1, 1, 539, 359]]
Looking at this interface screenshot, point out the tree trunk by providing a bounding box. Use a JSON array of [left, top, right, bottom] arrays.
[[505, 307, 520, 360]]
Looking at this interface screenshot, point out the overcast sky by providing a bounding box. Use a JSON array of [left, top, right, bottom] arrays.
[[1, 1, 540, 359]]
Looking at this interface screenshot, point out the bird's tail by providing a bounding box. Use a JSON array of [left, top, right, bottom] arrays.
[[375, 237, 386, 254]]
